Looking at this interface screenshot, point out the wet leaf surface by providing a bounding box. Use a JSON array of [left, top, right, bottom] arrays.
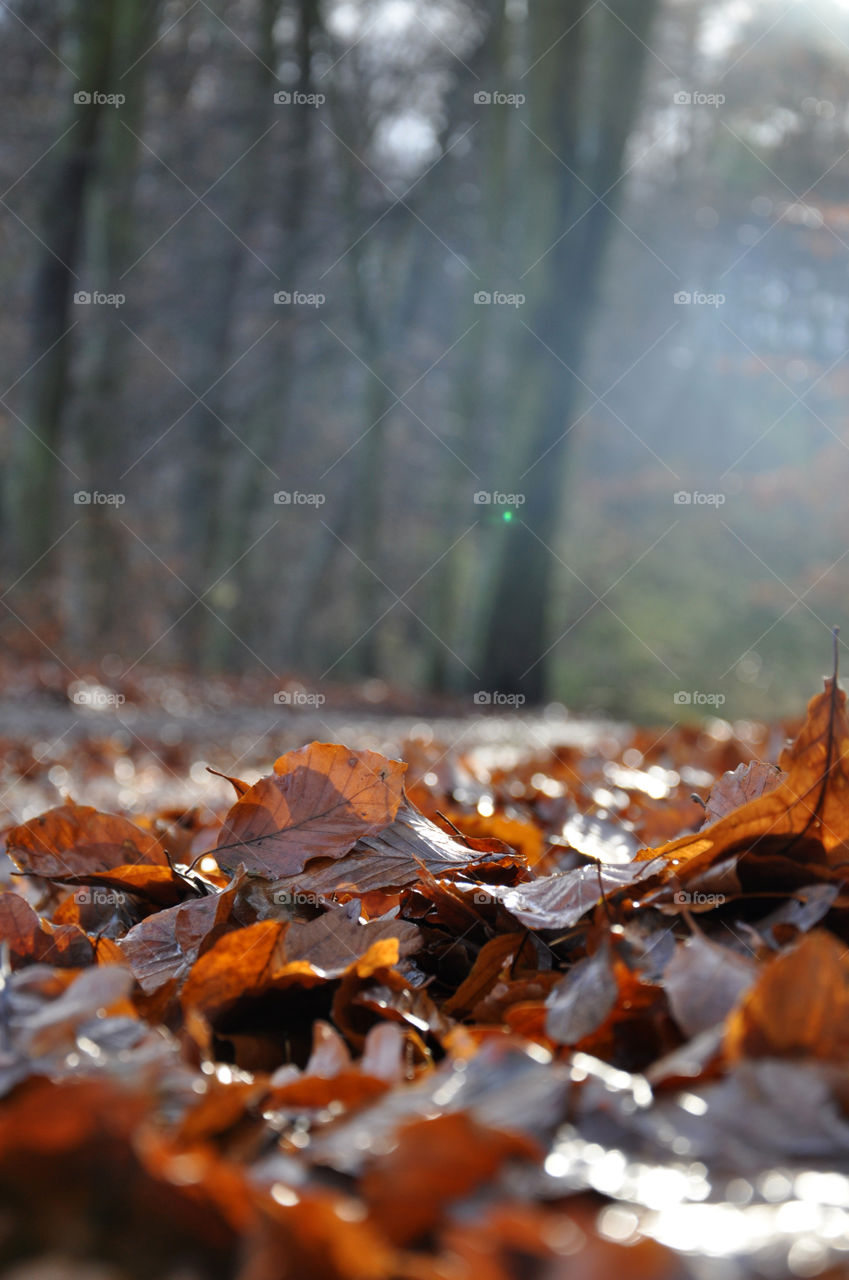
[[2, 683, 849, 1276]]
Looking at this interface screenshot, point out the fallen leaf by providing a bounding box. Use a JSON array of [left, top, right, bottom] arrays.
[[545, 944, 620, 1044], [271, 799, 511, 898], [662, 932, 758, 1039], [487, 860, 659, 930], [702, 759, 786, 826], [18, 965, 134, 1056], [360, 1111, 538, 1245], [726, 928, 849, 1061], [443, 932, 527, 1018], [0, 892, 93, 969], [214, 743, 406, 878], [6, 804, 167, 878], [638, 680, 849, 880], [119, 872, 242, 993]]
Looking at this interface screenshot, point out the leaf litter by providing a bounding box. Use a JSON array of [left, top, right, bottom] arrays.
[[3, 691, 849, 1277]]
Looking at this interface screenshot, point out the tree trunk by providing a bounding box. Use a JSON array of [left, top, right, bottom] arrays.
[[7, 0, 117, 578], [199, 0, 321, 672], [69, 0, 162, 652], [477, 0, 660, 702]]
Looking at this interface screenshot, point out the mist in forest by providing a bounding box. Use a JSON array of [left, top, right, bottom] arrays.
[[2, 0, 848, 720]]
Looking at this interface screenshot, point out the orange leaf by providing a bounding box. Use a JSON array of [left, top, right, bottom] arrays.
[[638, 680, 849, 876], [725, 929, 849, 1061], [6, 803, 166, 878], [180, 920, 290, 1021], [361, 1111, 538, 1245], [443, 932, 526, 1017]]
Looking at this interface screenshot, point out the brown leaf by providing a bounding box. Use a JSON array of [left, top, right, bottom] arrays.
[[180, 914, 408, 1027], [180, 920, 291, 1022], [262, 1022, 401, 1113], [702, 759, 786, 826], [444, 932, 528, 1018], [6, 803, 166, 878], [49, 862, 187, 908], [214, 743, 406, 878], [662, 932, 758, 1039], [119, 873, 241, 993], [0, 1077, 251, 1271], [205, 765, 251, 797], [262, 1189, 397, 1280], [639, 680, 849, 880], [439, 808, 543, 866], [0, 892, 94, 969], [726, 928, 849, 1061], [270, 799, 510, 898], [341, 971, 450, 1051], [361, 1111, 538, 1245], [545, 944, 620, 1044], [283, 910, 421, 973]]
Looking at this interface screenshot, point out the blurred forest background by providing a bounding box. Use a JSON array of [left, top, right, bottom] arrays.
[[1, 0, 848, 721]]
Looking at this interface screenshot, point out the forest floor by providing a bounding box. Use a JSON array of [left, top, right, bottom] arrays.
[[0, 663, 622, 823], [1, 660, 846, 1280]]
